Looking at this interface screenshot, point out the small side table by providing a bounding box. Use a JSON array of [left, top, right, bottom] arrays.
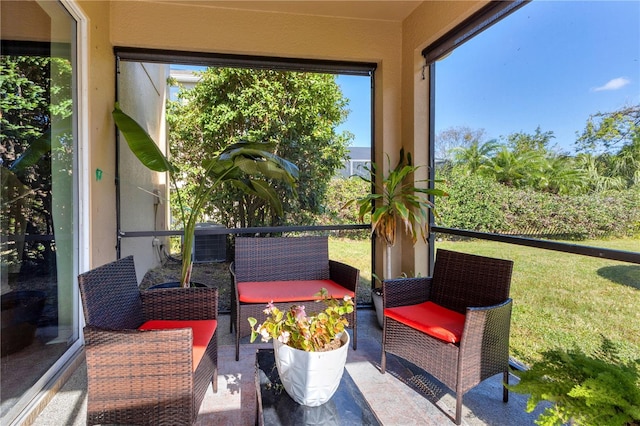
[[255, 349, 381, 425]]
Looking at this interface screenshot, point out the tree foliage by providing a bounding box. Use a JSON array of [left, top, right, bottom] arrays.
[[166, 68, 352, 229], [1, 55, 72, 270], [576, 105, 640, 154], [433, 111, 640, 239], [436, 126, 488, 161]]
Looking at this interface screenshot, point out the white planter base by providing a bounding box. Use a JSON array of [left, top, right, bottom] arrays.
[[273, 332, 350, 407]]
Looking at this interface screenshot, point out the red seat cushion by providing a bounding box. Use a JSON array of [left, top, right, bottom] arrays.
[[385, 301, 465, 344], [237, 279, 354, 303], [139, 319, 217, 371]]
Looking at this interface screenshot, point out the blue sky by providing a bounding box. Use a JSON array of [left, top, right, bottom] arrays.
[[435, 0, 640, 154], [337, 1, 639, 154], [335, 75, 371, 148]]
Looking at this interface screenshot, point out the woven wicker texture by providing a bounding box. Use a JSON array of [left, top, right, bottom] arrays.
[[381, 249, 513, 425], [78, 255, 219, 425], [231, 236, 359, 361]]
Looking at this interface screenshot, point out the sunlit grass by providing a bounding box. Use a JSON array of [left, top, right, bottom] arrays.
[[329, 236, 639, 365], [328, 237, 373, 305]]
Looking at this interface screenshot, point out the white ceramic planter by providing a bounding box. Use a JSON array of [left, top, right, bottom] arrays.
[[273, 332, 350, 407]]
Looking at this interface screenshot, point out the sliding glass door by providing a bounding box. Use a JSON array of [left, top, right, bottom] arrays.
[[1, 1, 80, 422]]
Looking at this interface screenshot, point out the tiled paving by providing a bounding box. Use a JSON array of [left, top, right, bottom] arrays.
[[31, 310, 543, 425]]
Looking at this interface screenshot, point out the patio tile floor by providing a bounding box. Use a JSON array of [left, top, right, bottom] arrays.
[[31, 310, 543, 425]]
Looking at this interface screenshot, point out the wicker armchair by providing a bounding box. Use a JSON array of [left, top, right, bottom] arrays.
[[230, 236, 359, 361], [78, 256, 218, 425], [381, 249, 513, 425]]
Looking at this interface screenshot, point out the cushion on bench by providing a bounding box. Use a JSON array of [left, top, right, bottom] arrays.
[[139, 319, 217, 371], [237, 279, 355, 303], [384, 301, 465, 344]]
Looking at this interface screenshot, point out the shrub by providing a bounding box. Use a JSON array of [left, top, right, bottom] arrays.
[[509, 337, 640, 426], [316, 177, 369, 239], [436, 173, 507, 233], [436, 170, 640, 240]]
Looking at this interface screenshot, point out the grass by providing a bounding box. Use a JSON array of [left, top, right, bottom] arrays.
[[328, 236, 640, 365], [328, 237, 373, 304]]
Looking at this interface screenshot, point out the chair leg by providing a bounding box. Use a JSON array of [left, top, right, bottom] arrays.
[[503, 370, 509, 402], [234, 308, 240, 361], [455, 392, 463, 425], [212, 366, 218, 393], [380, 318, 386, 373], [351, 311, 357, 351], [235, 332, 240, 361]]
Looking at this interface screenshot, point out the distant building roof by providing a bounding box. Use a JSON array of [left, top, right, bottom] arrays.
[[347, 146, 370, 160]]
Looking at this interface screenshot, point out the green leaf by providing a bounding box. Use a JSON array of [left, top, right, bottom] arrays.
[[9, 129, 52, 172], [112, 103, 175, 173]]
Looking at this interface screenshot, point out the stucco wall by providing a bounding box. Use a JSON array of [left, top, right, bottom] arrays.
[[118, 61, 169, 279], [1, 1, 50, 42], [77, 0, 117, 268]]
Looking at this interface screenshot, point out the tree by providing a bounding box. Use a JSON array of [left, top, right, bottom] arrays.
[[451, 139, 501, 175], [1, 55, 72, 270], [483, 146, 541, 188], [166, 68, 352, 229], [575, 105, 640, 154], [436, 126, 488, 162], [505, 126, 556, 155], [538, 155, 586, 195]]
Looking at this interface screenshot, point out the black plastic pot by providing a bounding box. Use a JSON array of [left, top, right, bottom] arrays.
[[147, 281, 208, 289], [1, 290, 47, 357]]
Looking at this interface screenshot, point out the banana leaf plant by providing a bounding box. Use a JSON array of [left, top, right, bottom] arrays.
[[343, 148, 447, 282], [112, 103, 299, 287]]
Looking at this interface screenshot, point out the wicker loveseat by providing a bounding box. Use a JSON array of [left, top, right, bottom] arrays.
[[381, 249, 514, 425], [78, 256, 219, 425], [230, 236, 359, 361]]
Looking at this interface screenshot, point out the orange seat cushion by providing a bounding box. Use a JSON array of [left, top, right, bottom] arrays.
[[139, 319, 217, 371], [385, 301, 465, 344], [237, 279, 354, 303]]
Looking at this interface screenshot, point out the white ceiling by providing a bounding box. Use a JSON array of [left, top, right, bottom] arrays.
[[150, 1, 424, 22]]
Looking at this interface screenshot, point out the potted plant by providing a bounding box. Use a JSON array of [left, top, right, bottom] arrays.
[[248, 288, 355, 406], [343, 148, 447, 327], [112, 104, 299, 288], [509, 337, 640, 426]]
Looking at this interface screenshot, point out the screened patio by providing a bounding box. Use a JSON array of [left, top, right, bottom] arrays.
[[2, 1, 638, 425]]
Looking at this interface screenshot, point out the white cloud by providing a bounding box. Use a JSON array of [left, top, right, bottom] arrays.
[[593, 77, 630, 92]]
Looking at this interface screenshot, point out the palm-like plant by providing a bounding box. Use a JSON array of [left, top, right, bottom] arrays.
[[112, 103, 299, 287], [344, 148, 447, 280], [451, 139, 500, 175]]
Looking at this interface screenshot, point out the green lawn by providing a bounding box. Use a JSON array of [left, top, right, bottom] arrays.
[[329, 236, 640, 365], [328, 237, 373, 304]]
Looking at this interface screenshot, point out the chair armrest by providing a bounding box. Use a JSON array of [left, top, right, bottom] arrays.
[[329, 260, 359, 292], [383, 277, 432, 308], [141, 287, 218, 321], [229, 261, 236, 280], [460, 298, 513, 352], [83, 326, 194, 400]]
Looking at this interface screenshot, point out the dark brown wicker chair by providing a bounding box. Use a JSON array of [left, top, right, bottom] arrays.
[[381, 249, 513, 425], [78, 256, 218, 425], [230, 236, 359, 361]]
